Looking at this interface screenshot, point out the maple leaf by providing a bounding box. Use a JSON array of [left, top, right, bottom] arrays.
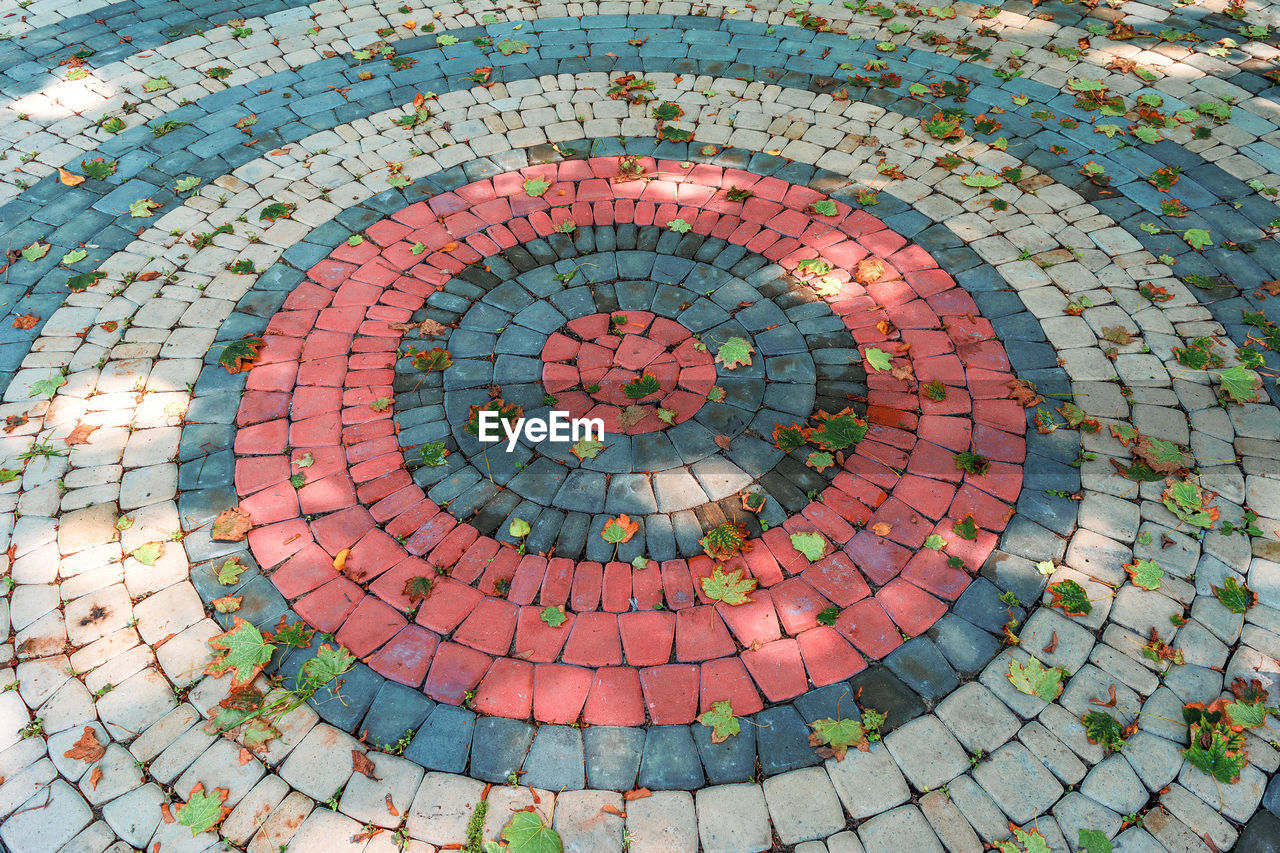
[[1101, 326, 1135, 345], [790, 532, 827, 562], [701, 567, 757, 606], [211, 507, 253, 541], [1006, 379, 1043, 407], [128, 198, 159, 218], [1220, 365, 1262, 404], [601, 514, 639, 545], [131, 542, 163, 566], [20, 242, 50, 262], [540, 605, 567, 627], [808, 717, 869, 761], [63, 726, 106, 762], [403, 576, 434, 603], [699, 522, 750, 562], [1048, 579, 1092, 616], [809, 199, 838, 216], [1131, 436, 1186, 474], [923, 534, 947, 551], [623, 372, 660, 400], [206, 617, 274, 689], [571, 438, 604, 460], [217, 337, 265, 373], [524, 177, 551, 197], [618, 405, 649, 429], [1162, 480, 1218, 529], [390, 317, 449, 337], [715, 337, 754, 369], [1082, 710, 1127, 752], [299, 644, 355, 692], [58, 167, 86, 186], [410, 347, 452, 373], [1008, 656, 1065, 702], [854, 258, 885, 285], [1213, 576, 1255, 614], [806, 451, 835, 472], [1124, 559, 1163, 590], [212, 595, 243, 613], [952, 515, 978, 541], [64, 423, 98, 445], [993, 826, 1052, 853], [216, 557, 246, 585], [176, 784, 231, 837], [656, 407, 676, 425], [419, 441, 449, 467], [805, 408, 868, 451], [697, 700, 741, 742], [500, 810, 563, 853], [772, 422, 807, 453]]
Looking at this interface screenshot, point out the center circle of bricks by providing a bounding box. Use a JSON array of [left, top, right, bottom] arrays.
[[541, 311, 714, 434], [234, 157, 1028, 726]]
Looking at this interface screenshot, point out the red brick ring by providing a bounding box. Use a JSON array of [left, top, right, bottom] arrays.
[[233, 157, 1026, 726]]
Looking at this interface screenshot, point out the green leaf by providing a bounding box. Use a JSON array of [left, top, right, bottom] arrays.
[[1048, 579, 1092, 617], [174, 176, 201, 193], [131, 542, 164, 566], [370, 397, 392, 412], [790, 531, 826, 562], [436, 35, 460, 45], [1008, 655, 1065, 702], [1183, 228, 1212, 250], [1220, 365, 1261, 404], [496, 38, 529, 55], [602, 515, 639, 545], [808, 717, 868, 760], [509, 518, 531, 538], [128, 198, 159, 218], [993, 827, 1051, 853], [571, 438, 604, 460], [806, 409, 868, 451], [81, 158, 117, 180], [657, 407, 676, 425], [216, 557, 246, 585], [1095, 124, 1122, 138], [299, 643, 355, 691], [142, 76, 169, 92], [715, 337, 754, 369], [540, 605, 567, 628], [501, 810, 563, 853], [772, 423, 807, 453], [207, 618, 275, 687], [524, 177, 551, 197], [1183, 725, 1248, 784], [420, 441, 448, 467], [1082, 710, 1127, 752], [809, 199, 838, 216], [259, 202, 295, 222], [20, 242, 49, 263], [1076, 829, 1113, 853], [61, 249, 87, 265], [952, 515, 978, 541], [804, 448, 835, 474], [667, 218, 692, 234], [817, 606, 840, 626], [1225, 700, 1268, 728], [631, 555, 649, 570], [1125, 559, 1163, 591], [961, 173, 1002, 188], [701, 567, 757, 606], [0, 469, 19, 483], [697, 699, 740, 742], [28, 375, 66, 399], [176, 785, 229, 836], [623, 372, 661, 399], [1213, 576, 1255, 614], [863, 347, 893, 371], [1132, 126, 1161, 144], [923, 534, 947, 551]]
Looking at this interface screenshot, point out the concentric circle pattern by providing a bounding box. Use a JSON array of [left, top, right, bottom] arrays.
[[3, 0, 1280, 850], [230, 159, 1025, 727]]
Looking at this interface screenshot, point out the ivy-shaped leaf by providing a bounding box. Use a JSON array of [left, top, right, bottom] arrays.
[[772, 422, 807, 453], [863, 347, 893, 371], [623, 372, 660, 399], [952, 515, 978, 541], [699, 522, 750, 562], [809, 199, 838, 216], [1082, 710, 1127, 752], [217, 337, 265, 374], [524, 177, 551, 197], [1213, 576, 1256, 614], [496, 38, 530, 55], [1220, 365, 1262, 404], [540, 605, 567, 628], [790, 531, 826, 562], [805, 408, 867, 451], [571, 438, 604, 460], [667, 218, 692, 234], [601, 514, 639, 545], [1183, 228, 1212, 250], [419, 441, 449, 467], [500, 810, 563, 853], [216, 557, 246, 585], [129, 198, 159, 217]]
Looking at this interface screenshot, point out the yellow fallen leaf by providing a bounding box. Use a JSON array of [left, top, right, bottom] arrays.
[[871, 522, 892, 536], [404, 19, 415, 27], [59, 168, 85, 186], [334, 548, 351, 572]]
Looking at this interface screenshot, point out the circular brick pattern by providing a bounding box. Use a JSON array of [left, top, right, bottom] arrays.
[[234, 158, 1027, 725], [541, 311, 714, 433]]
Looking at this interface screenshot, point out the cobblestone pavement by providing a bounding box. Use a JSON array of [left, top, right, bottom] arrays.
[[1, 0, 1280, 851]]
